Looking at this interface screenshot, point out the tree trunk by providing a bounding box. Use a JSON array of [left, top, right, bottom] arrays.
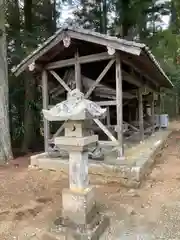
[[0, 0, 13, 162], [21, 0, 36, 153], [45, 0, 57, 36], [21, 71, 36, 153], [102, 0, 107, 34]]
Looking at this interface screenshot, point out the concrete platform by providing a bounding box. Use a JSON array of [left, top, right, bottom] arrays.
[[30, 130, 172, 188]]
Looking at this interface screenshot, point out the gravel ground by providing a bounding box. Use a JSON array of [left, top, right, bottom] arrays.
[[0, 122, 180, 239]]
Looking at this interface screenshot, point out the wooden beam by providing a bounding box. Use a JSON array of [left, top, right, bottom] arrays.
[[96, 100, 116, 106], [116, 54, 124, 158], [138, 87, 144, 141], [93, 119, 118, 143], [46, 52, 114, 70], [79, 52, 114, 64], [47, 58, 74, 70], [75, 50, 81, 90], [52, 122, 65, 140], [68, 30, 141, 55], [42, 70, 50, 152], [124, 121, 139, 132], [122, 70, 142, 87], [151, 92, 155, 133], [50, 70, 71, 92], [122, 58, 158, 89], [123, 100, 131, 106], [106, 107, 110, 126], [85, 59, 115, 98], [99, 141, 119, 147]]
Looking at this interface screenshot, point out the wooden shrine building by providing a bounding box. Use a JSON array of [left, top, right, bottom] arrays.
[[13, 27, 173, 160]]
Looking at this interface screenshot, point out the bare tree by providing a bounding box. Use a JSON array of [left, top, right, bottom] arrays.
[[0, 0, 13, 162]]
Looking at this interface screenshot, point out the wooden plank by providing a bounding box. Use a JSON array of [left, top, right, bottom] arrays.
[[85, 59, 115, 98], [99, 141, 119, 146], [50, 70, 71, 92], [93, 119, 118, 143], [42, 70, 50, 152], [75, 50, 81, 90], [138, 87, 144, 141], [96, 100, 116, 106], [116, 54, 124, 158], [46, 52, 114, 70]]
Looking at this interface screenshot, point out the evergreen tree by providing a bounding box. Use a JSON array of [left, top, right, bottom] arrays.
[[0, 0, 13, 162]]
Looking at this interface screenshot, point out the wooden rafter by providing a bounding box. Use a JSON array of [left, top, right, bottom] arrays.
[[122, 70, 142, 87], [122, 57, 158, 89]]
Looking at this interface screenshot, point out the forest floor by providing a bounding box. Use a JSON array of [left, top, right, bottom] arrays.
[[0, 121, 180, 239]]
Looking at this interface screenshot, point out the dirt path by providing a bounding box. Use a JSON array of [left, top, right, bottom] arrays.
[[0, 124, 180, 239], [100, 129, 180, 239]]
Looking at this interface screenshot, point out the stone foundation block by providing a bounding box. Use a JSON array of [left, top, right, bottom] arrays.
[[42, 214, 109, 240], [62, 187, 96, 226]]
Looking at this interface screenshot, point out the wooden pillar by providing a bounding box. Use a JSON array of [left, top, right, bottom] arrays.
[[42, 70, 50, 152], [106, 107, 110, 126], [116, 53, 124, 158], [176, 93, 179, 117], [156, 91, 161, 129], [138, 87, 144, 141], [151, 92, 155, 133], [160, 91, 164, 114], [75, 50, 81, 91]]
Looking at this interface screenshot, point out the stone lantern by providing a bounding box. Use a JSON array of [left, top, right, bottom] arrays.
[[42, 89, 109, 239]]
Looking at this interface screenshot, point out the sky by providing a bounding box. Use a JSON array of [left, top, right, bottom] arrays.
[[60, 0, 171, 29]]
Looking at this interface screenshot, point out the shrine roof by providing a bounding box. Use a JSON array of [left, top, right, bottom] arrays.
[[12, 26, 173, 89]]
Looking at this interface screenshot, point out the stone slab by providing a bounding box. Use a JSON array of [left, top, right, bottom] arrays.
[[55, 135, 98, 148], [30, 130, 172, 188]]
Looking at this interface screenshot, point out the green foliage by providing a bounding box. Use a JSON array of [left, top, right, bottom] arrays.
[[6, 0, 58, 150], [6, 0, 180, 151]]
